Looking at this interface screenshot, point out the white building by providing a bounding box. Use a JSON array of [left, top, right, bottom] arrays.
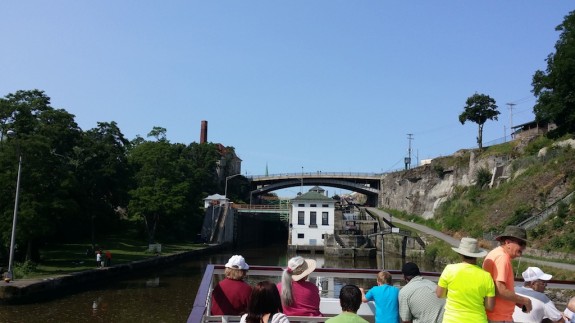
[[289, 189, 335, 250], [203, 193, 228, 208]]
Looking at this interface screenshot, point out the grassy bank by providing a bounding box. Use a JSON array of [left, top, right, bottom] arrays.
[[13, 236, 203, 279]]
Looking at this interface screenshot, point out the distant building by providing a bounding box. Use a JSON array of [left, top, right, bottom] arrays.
[[198, 120, 242, 181], [215, 143, 242, 180], [512, 120, 556, 141], [289, 188, 335, 251], [203, 194, 228, 208], [420, 159, 433, 166]]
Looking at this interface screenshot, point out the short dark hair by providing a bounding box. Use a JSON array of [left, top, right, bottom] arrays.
[[339, 285, 362, 313]]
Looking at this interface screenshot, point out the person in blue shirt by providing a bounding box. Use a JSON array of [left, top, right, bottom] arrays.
[[360, 271, 400, 323]]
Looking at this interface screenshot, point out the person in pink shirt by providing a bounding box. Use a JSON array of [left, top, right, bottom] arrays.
[[482, 226, 532, 323], [277, 256, 322, 317], [211, 255, 252, 315]]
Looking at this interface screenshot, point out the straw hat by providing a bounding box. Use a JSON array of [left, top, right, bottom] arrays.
[[287, 256, 316, 281], [451, 237, 487, 258]]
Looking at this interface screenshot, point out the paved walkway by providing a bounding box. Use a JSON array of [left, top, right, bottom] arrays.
[[366, 208, 575, 272]]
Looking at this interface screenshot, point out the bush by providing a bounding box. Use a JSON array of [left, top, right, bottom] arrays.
[[474, 167, 492, 188], [14, 260, 38, 278], [524, 136, 553, 156]]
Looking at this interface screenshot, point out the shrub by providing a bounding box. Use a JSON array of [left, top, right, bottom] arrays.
[[474, 167, 492, 188], [524, 136, 553, 156]]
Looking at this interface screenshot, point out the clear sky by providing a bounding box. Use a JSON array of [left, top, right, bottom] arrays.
[[1, 2, 573, 179]]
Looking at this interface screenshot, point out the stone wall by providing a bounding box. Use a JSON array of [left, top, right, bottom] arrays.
[[379, 151, 511, 219], [0, 245, 225, 304]]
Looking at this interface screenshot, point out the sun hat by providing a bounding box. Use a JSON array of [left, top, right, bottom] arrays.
[[225, 255, 249, 270], [522, 267, 552, 282], [451, 237, 487, 258], [287, 256, 316, 281], [401, 262, 421, 277], [495, 225, 527, 242]]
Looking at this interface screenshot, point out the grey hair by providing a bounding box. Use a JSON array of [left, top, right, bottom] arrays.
[[281, 256, 305, 306]]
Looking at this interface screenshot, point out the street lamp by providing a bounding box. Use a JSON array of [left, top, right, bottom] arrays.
[[5, 130, 22, 282], [224, 174, 241, 201]]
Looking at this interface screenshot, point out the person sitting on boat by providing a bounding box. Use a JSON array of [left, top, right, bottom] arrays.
[[360, 271, 400, 323], [326, 284, 369, 323], [277, 256, 322, 317], [565, 296, 575, 323], [436, 237, 495, 323], [240, 281, 289, 323], [211, 255, 252, 316], [512, 267, 565, 323]]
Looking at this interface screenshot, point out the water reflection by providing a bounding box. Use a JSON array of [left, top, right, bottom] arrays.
[[0, 244, 438, 322]]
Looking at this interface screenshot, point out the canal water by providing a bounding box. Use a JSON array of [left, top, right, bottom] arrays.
[[0, 244, 438, 323]]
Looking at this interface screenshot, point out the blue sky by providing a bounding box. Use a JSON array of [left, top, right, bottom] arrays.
[[1, 2, 573, 180]]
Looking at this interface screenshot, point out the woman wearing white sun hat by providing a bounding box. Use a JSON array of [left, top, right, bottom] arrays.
[[277, 256, 322, 317], [436, 237, 496, 323]]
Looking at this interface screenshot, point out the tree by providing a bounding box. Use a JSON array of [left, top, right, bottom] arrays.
[[532, 10, 575, 137], [0, 90, 84, 262], [459, 93, 500, 150]]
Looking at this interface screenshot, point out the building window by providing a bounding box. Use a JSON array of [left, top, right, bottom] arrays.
[[322, 204, 328, 207], [322, 234, 326, 239], [298, 203, 305, 207], [298, 233, 304, 239], [310, 204, 317, 207], [322, 212, 329, 225], [298, 211, 305, 225], [309, 211, 317, 228]]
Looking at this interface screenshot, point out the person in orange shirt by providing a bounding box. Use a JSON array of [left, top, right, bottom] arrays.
[[482, 226, 532, 323]]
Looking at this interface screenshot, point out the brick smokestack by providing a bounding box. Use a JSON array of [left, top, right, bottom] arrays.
[[200, 120, 208, 143]]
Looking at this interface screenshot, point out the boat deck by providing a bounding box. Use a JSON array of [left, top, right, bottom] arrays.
[[189, 264, 575, 323]]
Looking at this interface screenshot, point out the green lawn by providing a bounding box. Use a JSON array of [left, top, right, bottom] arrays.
[[17, 237, 203, 279]]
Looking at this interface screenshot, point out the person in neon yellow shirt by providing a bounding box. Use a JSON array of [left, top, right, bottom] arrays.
[[436, 237, 495, 323]]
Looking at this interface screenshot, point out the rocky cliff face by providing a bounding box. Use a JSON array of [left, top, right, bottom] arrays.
[[379, 150, 510, 219]]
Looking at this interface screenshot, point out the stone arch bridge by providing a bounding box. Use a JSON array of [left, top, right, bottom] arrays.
[[249, 172, 382, 206]]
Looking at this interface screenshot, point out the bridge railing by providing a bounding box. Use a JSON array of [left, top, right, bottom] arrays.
[[249, 172, 382, 180], [232, 204, 289, 210], [335, 228, 378, 236]]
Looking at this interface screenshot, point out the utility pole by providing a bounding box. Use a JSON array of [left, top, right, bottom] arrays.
[[404, 134, 414, 170], [506, 103, 515, 138]]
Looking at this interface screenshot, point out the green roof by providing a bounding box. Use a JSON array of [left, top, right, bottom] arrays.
[[292, 191, 334, 202]]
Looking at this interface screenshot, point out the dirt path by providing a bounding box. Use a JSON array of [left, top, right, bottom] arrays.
[[366, 208, 575, 272]]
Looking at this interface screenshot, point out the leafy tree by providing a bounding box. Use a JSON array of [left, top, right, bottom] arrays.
[[67, 122, 131, 247], [532, 10, 575, 137], [127, 130, 220, 244], [0, 90, 83, 262], [459, 93, 500, 150]]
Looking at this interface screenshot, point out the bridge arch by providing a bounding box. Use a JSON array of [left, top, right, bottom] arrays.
[[249, 173, 381, 206]]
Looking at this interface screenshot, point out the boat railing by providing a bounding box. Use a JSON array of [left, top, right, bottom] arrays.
[[189, 264, 575, 323]]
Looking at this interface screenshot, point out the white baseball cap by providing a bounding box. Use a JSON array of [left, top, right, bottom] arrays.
[[225, 255, 249, 270], [522, 267, 552, 282]]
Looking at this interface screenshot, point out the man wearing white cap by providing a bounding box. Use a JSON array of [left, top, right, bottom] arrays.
[[512, 267, 565, 323], [211, 255, 252, 315]]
